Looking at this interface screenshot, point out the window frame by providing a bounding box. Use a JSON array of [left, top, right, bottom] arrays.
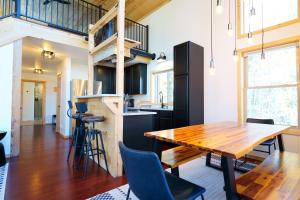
[[239, 41, 300, 125], [237, 0, 300, 39], [150, 68, 174, 105]]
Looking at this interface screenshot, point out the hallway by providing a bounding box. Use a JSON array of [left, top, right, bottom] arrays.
[[5, 125, 126, 200]]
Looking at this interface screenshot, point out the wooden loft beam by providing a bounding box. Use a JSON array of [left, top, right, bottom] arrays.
[[90, 33, 118, 55], [89, 3, 118, 35]]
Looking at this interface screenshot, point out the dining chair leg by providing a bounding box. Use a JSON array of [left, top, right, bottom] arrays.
[[205, 153, 212, 167], [268, 145, 271, 155], [201, 194, 205, 200], [126, 188, 131, 200], [67, 133, 74, 162], [274, 142, 276, 150], [171, 167, 179, 177]]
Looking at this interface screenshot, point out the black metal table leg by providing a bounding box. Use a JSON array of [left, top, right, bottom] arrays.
[[221, 156, 239, 200], [277, 134, 285, 151], [152, 138, 162, 160], [0, 143, 6, 167]]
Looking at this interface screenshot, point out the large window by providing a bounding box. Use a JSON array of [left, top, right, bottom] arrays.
[[244, 43, 299, 125], [239, 0, 299, 35], [151, 70, 174, 104]]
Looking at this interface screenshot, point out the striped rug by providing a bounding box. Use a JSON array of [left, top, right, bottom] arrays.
[[89, 158, 242, 200], [0, 163, 8, 200]]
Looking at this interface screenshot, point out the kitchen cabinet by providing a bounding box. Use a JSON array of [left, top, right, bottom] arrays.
[[139, 109, 173, 131], [173, 41, 204, 128], [124, 63, 147, 95], [123, 114, 154, 151], [94, 66, 116, 94]]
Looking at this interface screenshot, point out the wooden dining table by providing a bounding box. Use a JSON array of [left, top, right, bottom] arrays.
[[144, 121, 289, 200]]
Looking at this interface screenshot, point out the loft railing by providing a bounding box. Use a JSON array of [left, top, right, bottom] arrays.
[[0, 0, 149, 52]]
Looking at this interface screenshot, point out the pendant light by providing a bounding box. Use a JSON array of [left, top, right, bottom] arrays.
[[216, 0, 223, 15], [250, 0, 256, 16], [210, 0, 216, 76], [233, 0, 238, 62], [227, 0, 233, 37], [261, 0, 266, 61], [247, 0, 253, 44]]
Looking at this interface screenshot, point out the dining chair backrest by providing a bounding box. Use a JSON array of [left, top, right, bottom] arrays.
[[119, 142, 174, 200], [75, 102, 88, 114], [246, 118, 274, 125], [67, 101, 73, 118]]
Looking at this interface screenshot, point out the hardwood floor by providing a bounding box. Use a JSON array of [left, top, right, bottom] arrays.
[[5, 125, 127, 200]]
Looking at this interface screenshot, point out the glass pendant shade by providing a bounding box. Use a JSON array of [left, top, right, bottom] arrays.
[[227, 23, 233, 36], [209, 59, 216, 76], [233, 49, 238, 62], [216, 0, 223, 14]]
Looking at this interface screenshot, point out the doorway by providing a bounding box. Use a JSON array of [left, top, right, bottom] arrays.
[[21, 80, 46, 125]]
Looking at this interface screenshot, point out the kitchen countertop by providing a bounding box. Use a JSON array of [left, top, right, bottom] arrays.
[[76, 94, 121, 99], [128, 107, 173, 111], [123, 111, 157, 116]]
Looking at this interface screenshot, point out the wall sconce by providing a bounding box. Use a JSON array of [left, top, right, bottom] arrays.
[[157, 52, 167, 63]]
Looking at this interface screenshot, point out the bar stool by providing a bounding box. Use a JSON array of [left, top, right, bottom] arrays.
[[75, 102, 108, 177], [66, 101, 93, 164]]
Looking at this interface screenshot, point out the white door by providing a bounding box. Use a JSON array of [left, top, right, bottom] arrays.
[[22, 82, 35, 122]]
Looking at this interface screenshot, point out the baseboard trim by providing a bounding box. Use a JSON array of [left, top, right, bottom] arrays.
[[56, 131, 70, 139]]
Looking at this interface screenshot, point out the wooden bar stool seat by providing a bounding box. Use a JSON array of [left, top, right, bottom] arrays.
[[161, 146, 205, 176], [236, 150, 300, 200]]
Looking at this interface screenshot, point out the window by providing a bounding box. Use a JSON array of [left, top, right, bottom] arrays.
[[244, 43, 299, 125], [239, 0, 299, 35], [151, 70, 174, 104]]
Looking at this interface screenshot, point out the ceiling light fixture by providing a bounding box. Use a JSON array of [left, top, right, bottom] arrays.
[[41, 50, 55, 59], [34, 67, 44, 74], [157, 52, 167, 63], [233, 0, 239, 62], [227, 0, 233, 37], [210, 0, 216, 76], [216, 0, 223, 15]]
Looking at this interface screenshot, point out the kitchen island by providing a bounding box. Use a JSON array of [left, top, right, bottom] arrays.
[[76, 95, 156, 177]]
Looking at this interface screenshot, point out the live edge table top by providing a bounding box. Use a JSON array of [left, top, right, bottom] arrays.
[[144, 121, 289, 159]]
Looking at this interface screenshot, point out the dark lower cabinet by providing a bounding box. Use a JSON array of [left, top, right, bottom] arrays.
[[140, 109, 173, 131], [123, 115, 154, 151]]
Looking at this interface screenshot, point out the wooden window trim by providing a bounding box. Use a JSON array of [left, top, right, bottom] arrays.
[[237, 37, 300, 124], [237, 0, 300, 39]]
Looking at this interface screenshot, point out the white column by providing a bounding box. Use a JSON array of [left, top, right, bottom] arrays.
[[59, 57, 71, 137]]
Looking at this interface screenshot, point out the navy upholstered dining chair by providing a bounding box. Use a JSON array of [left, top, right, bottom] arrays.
[[246, 118, 276, 154], [119, 142, 206, 200]]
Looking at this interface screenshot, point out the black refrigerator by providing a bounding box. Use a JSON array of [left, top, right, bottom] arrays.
[[173, 41, 204, 128]]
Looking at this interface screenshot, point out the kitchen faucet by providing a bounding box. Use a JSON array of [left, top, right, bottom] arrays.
[[159, 91, 164, 108]]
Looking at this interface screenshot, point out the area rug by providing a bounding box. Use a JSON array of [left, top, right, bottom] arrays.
[[0, 163, 8, 200], [89, 158, 242, 200]]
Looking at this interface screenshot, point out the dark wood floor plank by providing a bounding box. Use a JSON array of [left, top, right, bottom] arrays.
[[5, 125, 127, 200]]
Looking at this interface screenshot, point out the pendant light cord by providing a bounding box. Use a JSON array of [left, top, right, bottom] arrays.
[[229, 0, 231, 24], [234, 0, 237, 49], [211, 0, 213, 59], [262, 0, 264, 52], [248, 0, 251, 33]]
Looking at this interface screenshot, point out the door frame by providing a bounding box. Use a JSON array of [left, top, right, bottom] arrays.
[[21, 79, 46, 125]]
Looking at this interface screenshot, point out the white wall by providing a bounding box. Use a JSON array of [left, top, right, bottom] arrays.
[[22, 73, 57, 124], [71, 60, 88, 80], [21, 82, 35, 121], [139, 0, 237, 122], [0, 43, 14, 155]]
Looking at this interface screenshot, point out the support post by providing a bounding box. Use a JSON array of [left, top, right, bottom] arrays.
[[88, 24, 95, 95], [15, 0, 21, 18], [114, 0, 125, 176]]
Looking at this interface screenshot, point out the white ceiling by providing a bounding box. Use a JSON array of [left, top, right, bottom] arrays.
[[22, 37, 88, 75]]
